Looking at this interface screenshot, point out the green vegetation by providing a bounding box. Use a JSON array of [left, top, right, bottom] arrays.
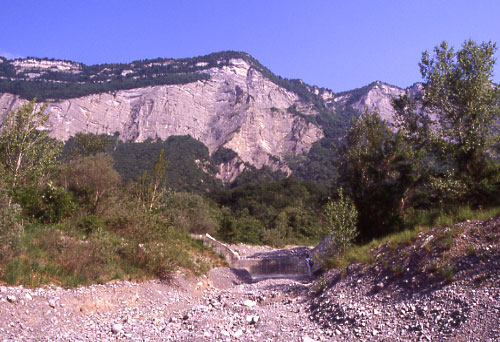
[[1, 40, 499, 287], [338, 109, 421, 239], [317, 39, 500, 268], [208, 177, 329, 246], [324, 188, 358, 254], [393, 40, 500, 206], [0, 103, 223, 287], [325, 204, 500, 270], [109, 135, 223, 192]]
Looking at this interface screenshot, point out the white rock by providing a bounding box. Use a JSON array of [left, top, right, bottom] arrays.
[[303, 337, 318, 342], [111, 323, 123, 334], [7, 295, 16, 303], [0, 64, 324, 184], [25, 293, 32, 301], [234, 329, 243, 338], [221, 330, 230, 337], [243, 299, 256, 307], [246, 315, 259, 324]]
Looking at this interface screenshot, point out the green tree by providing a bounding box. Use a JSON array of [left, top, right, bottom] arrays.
[[65, 133, 110, 159], [61, 154, 121, 214], [393, 40, 500, 200], [135, 149, 168, 211], [339, 110, 421, 238], [0, 99, 61, 194], [324, 188, 358, 254]]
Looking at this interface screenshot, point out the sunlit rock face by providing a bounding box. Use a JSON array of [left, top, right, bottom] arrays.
[[330, 81, 422, 124], [0, 59, 324, 182]]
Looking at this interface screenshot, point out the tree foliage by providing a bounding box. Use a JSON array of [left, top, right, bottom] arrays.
[[0, 100, 61, 191], [339, 110, 421, 238], [324, 188, 358, 254], [393, 40, 500, 202], [64, 132, 111, 159]]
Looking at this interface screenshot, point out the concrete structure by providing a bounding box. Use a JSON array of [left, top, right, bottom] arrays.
[[193, 234, 312, 280]]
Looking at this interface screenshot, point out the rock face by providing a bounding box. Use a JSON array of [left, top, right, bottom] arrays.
[[0, 59, 324, 181], [0, 54, 423, 183], [329, 81, 422, 124]]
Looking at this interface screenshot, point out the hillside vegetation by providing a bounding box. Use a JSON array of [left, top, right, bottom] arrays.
[[0, 40, 499, 288]]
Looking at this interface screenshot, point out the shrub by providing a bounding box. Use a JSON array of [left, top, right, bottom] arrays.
[[77, 214, 103, 235], [159, 192, 220, 235], [324, 188, 359, 255], [0, 203, 23, 259], [15, 183, 74, 223]]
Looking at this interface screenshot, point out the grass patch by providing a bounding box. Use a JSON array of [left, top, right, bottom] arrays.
[[0, 212, 224, 288], [321, 204, 500, 270]]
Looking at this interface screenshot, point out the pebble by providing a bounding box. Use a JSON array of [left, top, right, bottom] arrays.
[[0, 224, 499, 342], [111, 323, 123, 334], [243, 299, 256, 307]]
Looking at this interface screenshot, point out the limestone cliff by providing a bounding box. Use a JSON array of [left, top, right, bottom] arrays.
[[0, 58, 324, 182], [330, 81, 422, 124], [0, 53, 422, 184]]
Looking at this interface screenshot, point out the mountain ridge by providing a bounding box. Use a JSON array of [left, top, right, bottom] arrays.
[[0, 52, 417, 185]]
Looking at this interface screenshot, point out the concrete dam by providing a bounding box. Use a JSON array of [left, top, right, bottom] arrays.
[[193, 234, 314, 281]]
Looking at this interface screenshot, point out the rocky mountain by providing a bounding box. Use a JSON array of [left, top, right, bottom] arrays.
[[0, 53, 415, 184], [327, 80, 422, 123]]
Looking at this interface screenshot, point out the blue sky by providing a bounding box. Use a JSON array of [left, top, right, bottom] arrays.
[[1, 0, 499, 92]]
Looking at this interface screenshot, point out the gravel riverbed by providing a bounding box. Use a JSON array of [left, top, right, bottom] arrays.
[[1, 220, 499, 341]]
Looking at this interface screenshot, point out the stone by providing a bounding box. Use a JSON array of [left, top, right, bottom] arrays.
[[243, 300, 256, 307], [25, 293, 33, 301], [111, 323, 123, 334], [48, 299, 57, 308], [234, 329, 243, 338], [303, 336, 318, 342], [7, 295, 17, 303], [246, 315, 260, 324]]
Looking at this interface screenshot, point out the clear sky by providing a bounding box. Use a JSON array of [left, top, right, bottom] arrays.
[[1, 0, 499, 92]]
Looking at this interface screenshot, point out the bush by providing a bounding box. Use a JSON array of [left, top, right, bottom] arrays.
[[0, 203, 23, 259], [60, 154, 121, 214], [324, 188, 359, 255], [78, 214, 103, 235], [15, 183, 74, 223], [159, 192, 220, 235]]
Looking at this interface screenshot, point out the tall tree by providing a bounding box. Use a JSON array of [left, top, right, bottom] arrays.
[[135, 149, 169, 211], [0, 99, 61, 195], [65, 132, 110, 160], [339, 110, 420, 238], [393, 40, 500, 189]]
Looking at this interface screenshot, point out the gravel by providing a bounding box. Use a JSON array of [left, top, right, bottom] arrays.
[[0, 219, 498, 341]]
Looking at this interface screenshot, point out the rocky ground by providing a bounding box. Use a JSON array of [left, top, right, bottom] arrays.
[[0, 219, 499, 341]]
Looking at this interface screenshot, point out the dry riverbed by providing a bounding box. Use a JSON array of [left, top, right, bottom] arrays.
[[1, 219, 499, 341]]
